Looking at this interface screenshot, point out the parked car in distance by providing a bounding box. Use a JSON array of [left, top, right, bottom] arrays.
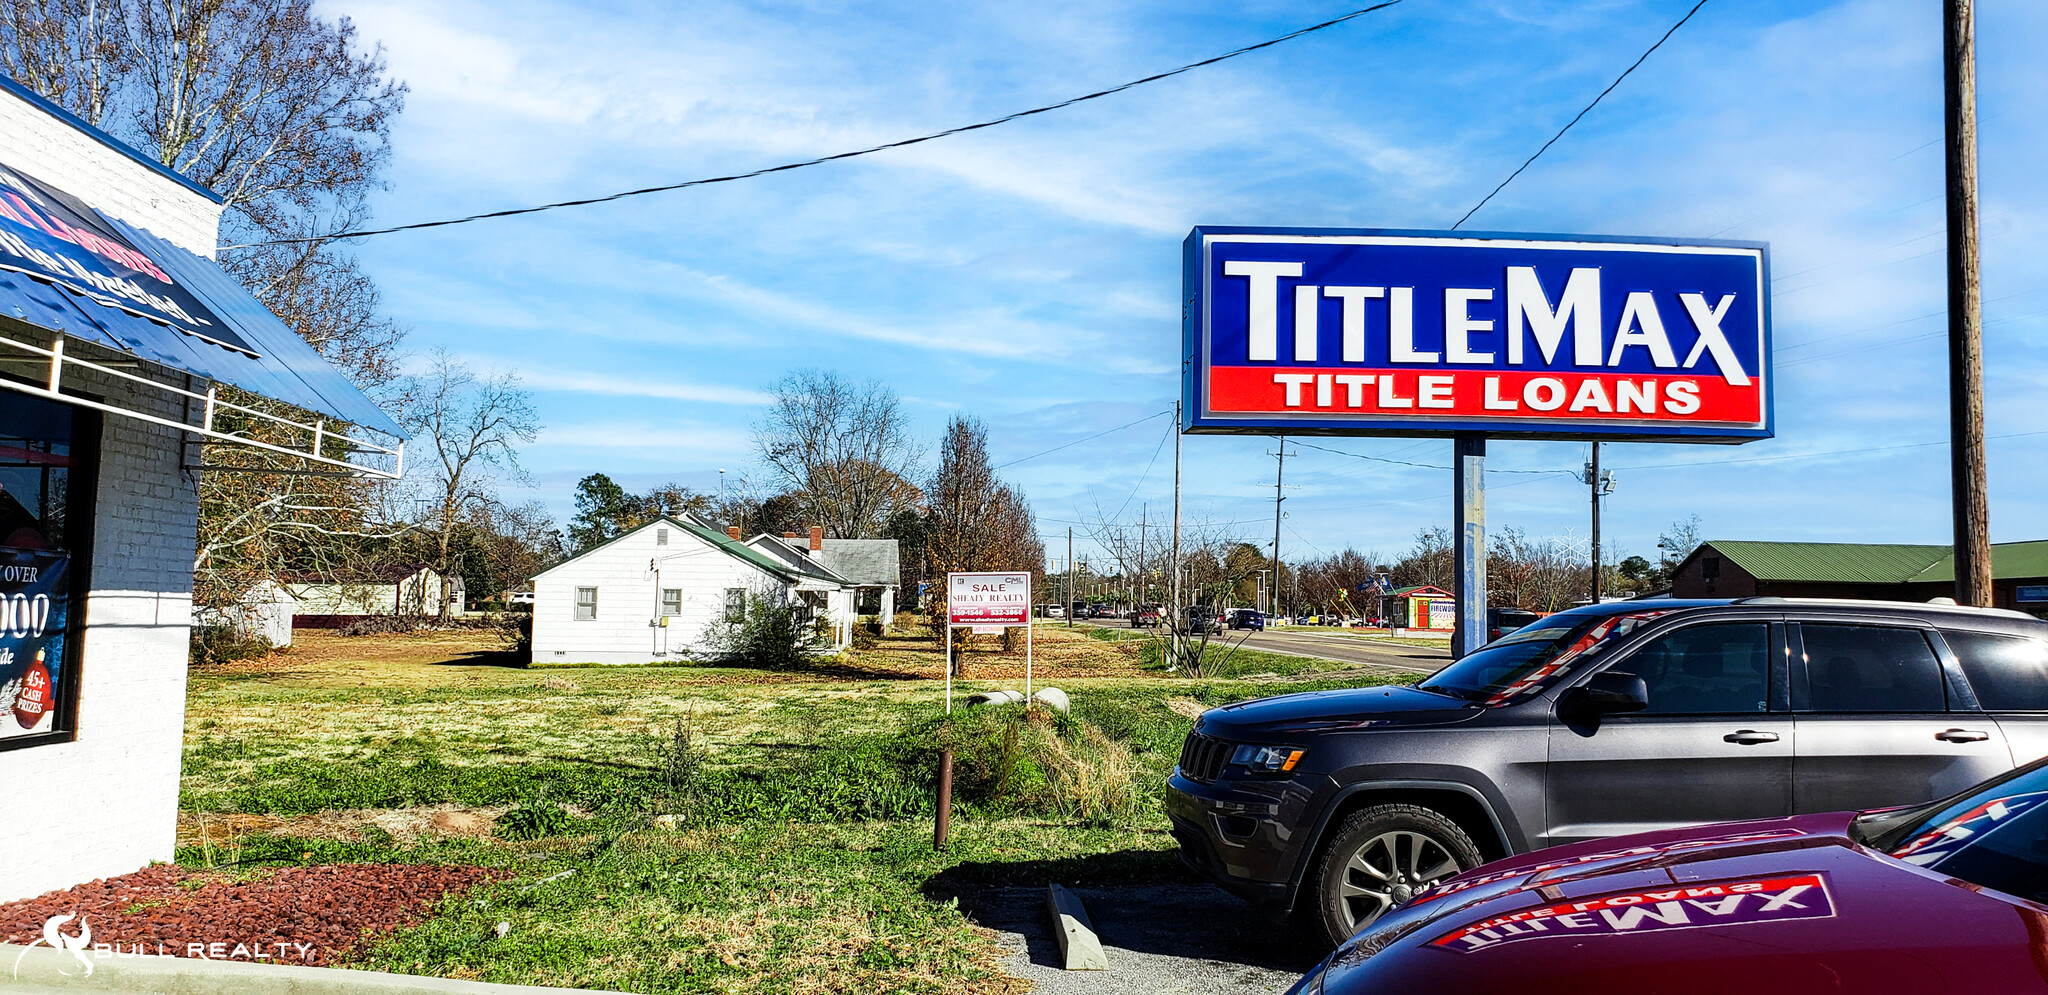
[[1296, 753, 2048, 994], [1090, 603, 1113, 619], [1488, 607, 1544, 641], [1044, 603, 1064, 618], [508, 591, 535, 605], [1229, 608, 1265, 631], [1132, 604, 1163, 628], [1168, 597, 2048, 948], [1186, 605, 1223, 634]]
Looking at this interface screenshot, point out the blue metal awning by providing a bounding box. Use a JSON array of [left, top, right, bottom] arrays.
[[0, 161, 403, 441]]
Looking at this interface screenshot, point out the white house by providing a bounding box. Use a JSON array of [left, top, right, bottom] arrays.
[[747, 528, 900, 645], [0, 75, 403, 901], [531, 516, 849, 665]]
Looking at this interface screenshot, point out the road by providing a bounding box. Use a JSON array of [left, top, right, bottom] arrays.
[[1077, 620, 1451, 675], [1226, 626, 1451, 674]]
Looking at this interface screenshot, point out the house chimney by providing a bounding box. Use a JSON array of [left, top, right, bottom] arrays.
[[725, 526, 741, 540], [783, 531, 797, 539], [809, 526, 823, 552]]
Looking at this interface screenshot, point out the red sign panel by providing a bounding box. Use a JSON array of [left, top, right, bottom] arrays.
[[947, 572, 1031, 627]]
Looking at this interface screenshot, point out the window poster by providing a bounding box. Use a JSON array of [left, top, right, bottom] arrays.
[[0, 548, 68, 738]]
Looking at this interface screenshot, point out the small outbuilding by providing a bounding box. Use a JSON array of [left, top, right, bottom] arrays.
[[283, 564, 464, 627]]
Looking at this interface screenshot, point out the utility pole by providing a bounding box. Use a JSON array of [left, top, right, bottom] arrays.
[[1946, 0, 1992, 607], [1269, 435, 1291, 618], [1066, 527, 1075, 627], [1171, 397, 1183, 667], [1138, 504, 1147, 607], [1589, 443, 1602, 602]]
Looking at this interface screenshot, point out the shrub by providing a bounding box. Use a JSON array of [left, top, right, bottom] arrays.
[[189, 626, 274, 666], [698, 589, 814, 669], [495, 799, 574, 840]]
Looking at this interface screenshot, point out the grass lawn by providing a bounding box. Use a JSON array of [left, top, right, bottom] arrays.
[[180, 620, 1419, 993]]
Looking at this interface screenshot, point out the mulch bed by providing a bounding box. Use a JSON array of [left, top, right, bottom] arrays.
[[0, 863, 502, 966]]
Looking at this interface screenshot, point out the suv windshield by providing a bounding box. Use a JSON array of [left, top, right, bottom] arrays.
[[1858, 760, 2048, 904], [1418, 611, 1674, 705]]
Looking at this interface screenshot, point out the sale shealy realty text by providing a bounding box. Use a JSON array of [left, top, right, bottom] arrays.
[[1184, 230, 1772, 441]]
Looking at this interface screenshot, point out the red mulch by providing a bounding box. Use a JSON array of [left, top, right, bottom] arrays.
[[0, 863, 503, 966]]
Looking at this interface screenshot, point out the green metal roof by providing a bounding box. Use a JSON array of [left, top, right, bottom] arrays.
[[1910, 541, 2048, 583], [1702, 539, 2048, 584]]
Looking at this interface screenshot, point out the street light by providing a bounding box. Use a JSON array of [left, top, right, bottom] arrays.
[[718, 468, 727, 504]]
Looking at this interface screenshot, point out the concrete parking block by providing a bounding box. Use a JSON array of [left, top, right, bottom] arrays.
[[1045, 884, 1109, 971]]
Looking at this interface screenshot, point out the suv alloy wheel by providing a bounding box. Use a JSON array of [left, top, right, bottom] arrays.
[[1310, 803, 1483, 947]]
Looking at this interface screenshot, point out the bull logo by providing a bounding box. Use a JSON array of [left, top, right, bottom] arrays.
[[12, 913, 93, 977]]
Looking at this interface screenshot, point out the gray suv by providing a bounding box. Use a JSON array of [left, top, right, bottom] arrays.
[[1166, 597, 2048, 947]]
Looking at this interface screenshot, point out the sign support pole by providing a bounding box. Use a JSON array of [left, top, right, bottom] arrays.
[[1025, 615, 1033, 704], [1453, 433, 1487, 659]]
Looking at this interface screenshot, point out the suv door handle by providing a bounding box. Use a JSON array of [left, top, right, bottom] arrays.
[[1936, 728, 1991, 743], [1723, 730, 1780, 745]]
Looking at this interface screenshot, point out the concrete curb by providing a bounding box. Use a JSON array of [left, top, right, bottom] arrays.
[[1045, 884, 1108, 971], [0, 944, 629, 995]]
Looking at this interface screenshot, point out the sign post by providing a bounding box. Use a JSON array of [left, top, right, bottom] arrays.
[[1182, 226, 1773, 658], [939, 571, 1032, 851]]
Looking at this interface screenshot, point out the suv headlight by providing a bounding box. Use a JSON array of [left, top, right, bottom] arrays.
[[1232, 744, 1307, 773]]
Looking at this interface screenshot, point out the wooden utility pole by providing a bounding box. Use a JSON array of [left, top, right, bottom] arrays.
[[1946, 0, 1992, 606]]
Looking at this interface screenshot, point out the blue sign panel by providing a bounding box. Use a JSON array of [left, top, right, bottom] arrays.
[[2018, 585, 2048, 604], [1183, 227, 1771, 442]]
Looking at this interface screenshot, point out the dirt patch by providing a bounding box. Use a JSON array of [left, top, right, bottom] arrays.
[[0, 863, 503, 966], [177, 805, 504, 847]]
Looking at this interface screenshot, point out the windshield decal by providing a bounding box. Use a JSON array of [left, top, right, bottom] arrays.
[[1892, 790, 2048, 867], [1480, 611, 1678, 706], [1429, 873, 1834, 953]]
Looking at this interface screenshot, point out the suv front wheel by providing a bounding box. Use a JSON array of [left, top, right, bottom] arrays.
[[1308, 803, 1483, 947]]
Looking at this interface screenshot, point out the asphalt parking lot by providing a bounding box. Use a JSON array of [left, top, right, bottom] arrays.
[[966, 884, 1320, 995]]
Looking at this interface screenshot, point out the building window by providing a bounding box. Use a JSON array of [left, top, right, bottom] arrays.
[[661, 588, 682, 616], [1702, 557, 1721, 580], [0, 391, 95, 750], [656, 527, 668, 546], [724, 588, 746, 623], [575, 587, 598, 620]]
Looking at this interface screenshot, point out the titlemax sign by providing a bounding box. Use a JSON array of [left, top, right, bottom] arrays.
[[1182, 228, 1771, 441]]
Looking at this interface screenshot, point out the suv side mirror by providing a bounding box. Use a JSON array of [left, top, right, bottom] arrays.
[[1577, 671, 1650, 714]]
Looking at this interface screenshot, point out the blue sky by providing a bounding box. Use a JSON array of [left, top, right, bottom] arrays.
[[336, 0, 2047, 571]]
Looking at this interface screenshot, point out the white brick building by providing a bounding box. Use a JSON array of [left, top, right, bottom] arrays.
[[531, 517, 851, 665], [0, 77, 402, 901]]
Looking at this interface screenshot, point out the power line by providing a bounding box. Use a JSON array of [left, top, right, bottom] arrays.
[[1291, 438, 1576, 476], [1610, 429, 2048, 471], [225, 2, 1406, 250], [1451, 0, 1711, 230], [993, 409, 1172, 470]]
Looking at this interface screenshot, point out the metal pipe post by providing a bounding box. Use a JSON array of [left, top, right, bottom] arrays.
[[1453, 434, 1488, 658]]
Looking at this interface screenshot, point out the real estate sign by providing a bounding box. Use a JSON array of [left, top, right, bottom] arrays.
[[1183, 227, 1772, 441], [947, 572, 1031, 627]]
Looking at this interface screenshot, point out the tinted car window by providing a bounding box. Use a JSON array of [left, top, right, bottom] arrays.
[[1801, 624, 1945, 712], [1882, 763, 2048, 903], [1419, 610, 1676, 704], [1625, 623, 1770, 715], [1946, 630, 2048, 711]]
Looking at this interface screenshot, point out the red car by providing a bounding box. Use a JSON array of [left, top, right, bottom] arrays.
[[1298, 755, 2048, 994]]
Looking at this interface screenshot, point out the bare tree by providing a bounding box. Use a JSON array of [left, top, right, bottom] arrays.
[[402, 352, 539, 616], [755, 369, 921, 540], [0, 0, 125, 123]]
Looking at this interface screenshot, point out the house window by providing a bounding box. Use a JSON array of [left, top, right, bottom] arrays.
[[724, 588, 746, 623], [0, 391, 96, 750], [656, 527, 668, 546], [1702, 557, 1721, 581], [661, 588, 682, 616], [575, 587, 598, 620]]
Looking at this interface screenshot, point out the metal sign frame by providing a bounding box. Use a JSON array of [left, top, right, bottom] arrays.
[[1180, 226, 1773, 657], [943, 571, 1033, 713], [1183, 226, 1772, 441]]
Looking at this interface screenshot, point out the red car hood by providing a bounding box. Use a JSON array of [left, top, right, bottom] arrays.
[[1312, 813, 2048, 994]]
